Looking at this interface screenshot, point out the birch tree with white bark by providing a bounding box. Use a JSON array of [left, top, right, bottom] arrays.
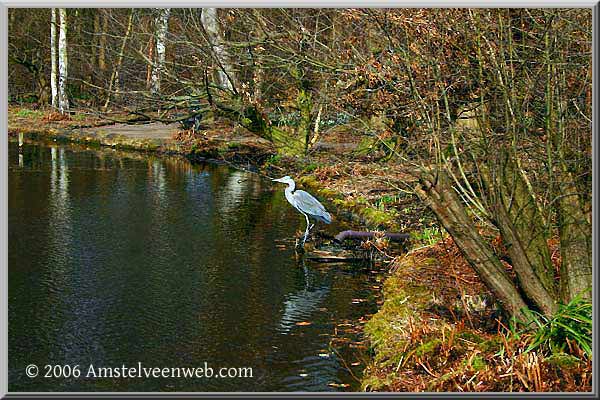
[[58, 8, 69, 113], [50, 8, 58, 108], [201, 8, 235, 91], [150, 8, 170, 95]]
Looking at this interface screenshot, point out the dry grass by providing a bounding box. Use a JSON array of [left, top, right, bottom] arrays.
[[8, 106, 108, 133]]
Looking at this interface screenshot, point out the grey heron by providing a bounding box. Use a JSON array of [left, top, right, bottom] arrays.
[[272, 176, 332, 245]]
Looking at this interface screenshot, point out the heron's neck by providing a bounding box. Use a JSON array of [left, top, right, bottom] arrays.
[[285, 180, 296, 193]]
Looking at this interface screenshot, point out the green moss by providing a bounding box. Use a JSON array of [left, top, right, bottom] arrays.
[[364, 271, 431, 370], [414, 339, 442, 357], [71, 113, 89, 121], [462, 355, 487, 371], [362, 374, 396, 392], [316, 188, 341, 200], [15, 109, 44, 118], [297, 175, 319, 187], [303, 162, 321, 173], [545, 353, 583, 369], [478, 338, 502, 353], [361, 207, 397, 228], [458, 331, 486, 344], [265, 154, 282, 165]]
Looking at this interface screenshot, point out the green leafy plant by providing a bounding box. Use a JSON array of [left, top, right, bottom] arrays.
[[411, 226, 444, 247], [523, 291, 592, 357]]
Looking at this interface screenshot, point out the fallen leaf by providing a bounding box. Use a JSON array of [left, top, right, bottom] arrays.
[[328, 382, 350, 388]]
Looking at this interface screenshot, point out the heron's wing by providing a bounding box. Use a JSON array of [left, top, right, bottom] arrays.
[[293, 190, 332, 223]]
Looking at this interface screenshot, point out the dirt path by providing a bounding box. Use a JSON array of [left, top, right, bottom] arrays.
[[79, 122, 179, 140]]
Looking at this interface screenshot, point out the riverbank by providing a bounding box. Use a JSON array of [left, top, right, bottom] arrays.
[[8, 106, 432, 232], [8, 107, 275, 163], [7, 106, 591, 392]]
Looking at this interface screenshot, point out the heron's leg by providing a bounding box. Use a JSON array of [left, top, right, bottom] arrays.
[[302, 213, 311, 244]]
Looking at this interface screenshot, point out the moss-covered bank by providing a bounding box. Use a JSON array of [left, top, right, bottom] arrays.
[[360, 239, 592, 392]]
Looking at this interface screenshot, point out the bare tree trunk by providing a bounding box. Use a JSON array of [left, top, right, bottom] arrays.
[[415, 168, 529, 322], [50, 8, 58, 108], [311, 104, 323, 148], [297, 85, 312, 154], [98, 11, 108, 72], [58, 8, 69, 113], [104, 9, 134, 109], [150, 8, 170, 95], [91, 12, 99, 69], [250, 9, 266, 102], [146, 35, 154, 90], [202, 8, 235, 91], [557, 169, 592, 302]]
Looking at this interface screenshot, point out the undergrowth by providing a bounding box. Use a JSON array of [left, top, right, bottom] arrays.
[[362, 237, 592, 392]]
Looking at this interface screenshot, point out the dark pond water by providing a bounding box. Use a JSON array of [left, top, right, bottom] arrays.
[[8, 141, 377, 392]]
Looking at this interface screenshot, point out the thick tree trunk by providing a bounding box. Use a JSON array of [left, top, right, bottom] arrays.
[[481, 154, 558, 316], [150, 8, 170, 95], [58, 8, 69, 113], [201, 8, 235, 91], [50, 9, 58, 108], [557, 168, 592, 302], [415, 168, 529, 322]]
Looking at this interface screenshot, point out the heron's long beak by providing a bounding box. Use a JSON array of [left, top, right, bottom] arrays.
[[272, 177, 284, 183]]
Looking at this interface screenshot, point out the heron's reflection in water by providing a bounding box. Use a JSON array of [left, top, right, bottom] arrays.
[[278, 259, 330, 334]]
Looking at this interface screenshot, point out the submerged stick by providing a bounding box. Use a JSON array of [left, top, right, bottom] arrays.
[[334, 230, 410, 243]]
